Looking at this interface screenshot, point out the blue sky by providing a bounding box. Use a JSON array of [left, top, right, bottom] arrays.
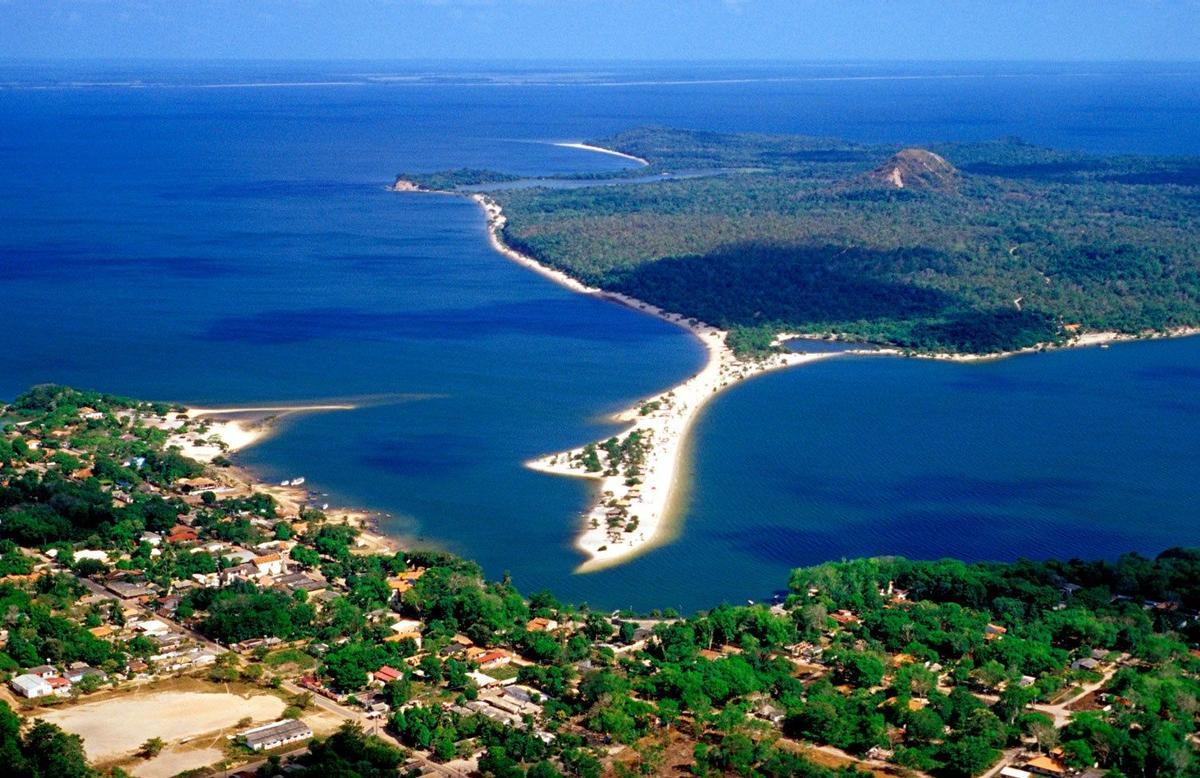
[[2, 1, 1198, 61]]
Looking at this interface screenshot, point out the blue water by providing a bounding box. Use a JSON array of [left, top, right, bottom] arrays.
[[2, 61, 1198, 611]]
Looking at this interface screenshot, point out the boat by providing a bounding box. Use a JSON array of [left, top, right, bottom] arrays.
[[291, 477, 306, 486]]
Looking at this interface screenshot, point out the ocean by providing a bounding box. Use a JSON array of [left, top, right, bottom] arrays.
[[2, 61, 1197, 611]]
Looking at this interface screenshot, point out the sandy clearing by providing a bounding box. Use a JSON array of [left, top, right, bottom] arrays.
[[40, 690, 285, 762], [131, 745, 226, 778]]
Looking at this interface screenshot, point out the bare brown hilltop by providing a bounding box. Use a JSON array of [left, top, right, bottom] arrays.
[[866, 148, 959, 192]]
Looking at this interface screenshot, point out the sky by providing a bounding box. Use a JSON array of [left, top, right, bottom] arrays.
[[1, 0, 1198, 62]]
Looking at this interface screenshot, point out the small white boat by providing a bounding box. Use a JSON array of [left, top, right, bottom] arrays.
[[291, 477, 306, 486]]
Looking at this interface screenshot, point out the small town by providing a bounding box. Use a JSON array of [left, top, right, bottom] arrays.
[[0, 386, 1197, 778]]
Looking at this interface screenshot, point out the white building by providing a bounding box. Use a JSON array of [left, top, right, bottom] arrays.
[[10, 674, 53, 699], [132, 619, 171, 635], [253, 554, 285, 577], [237, 719, 313, 751]]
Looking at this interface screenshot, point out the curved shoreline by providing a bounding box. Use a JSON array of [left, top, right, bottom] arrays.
[[179, 404, 356, 463], [552, 141, 649, 167], [396, 147, 1200, 573], [465, 192, 1200, 572], [469, 192, 838, 572], [174, 403, 409, 555]]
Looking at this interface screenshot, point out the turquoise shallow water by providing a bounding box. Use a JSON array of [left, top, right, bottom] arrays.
[[1, 62, 1198, 611]]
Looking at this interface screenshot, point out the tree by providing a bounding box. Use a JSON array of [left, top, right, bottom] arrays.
[[21, 718, 96, 777], [971, 660, 1008, 692], [293, 722, 403, 777], [139, 737, 165, 758], [940, 735, 1000, 777], [583, 612, 613, 641], [832, 650, 886, 687]]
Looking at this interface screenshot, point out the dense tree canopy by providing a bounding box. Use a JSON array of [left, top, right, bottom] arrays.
[[428, 127, 1200, 355]]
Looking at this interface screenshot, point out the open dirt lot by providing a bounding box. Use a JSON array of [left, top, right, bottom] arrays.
[[39, 687, 286, 763]]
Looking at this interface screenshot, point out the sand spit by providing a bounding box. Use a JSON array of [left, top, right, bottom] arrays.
[[397, 143, 1200, 572], [468, 192, 837, 571], [552, 141, 649, 166]]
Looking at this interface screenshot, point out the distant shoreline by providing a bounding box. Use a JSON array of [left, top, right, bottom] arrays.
[[895, 326, 1200, 364], [552, 141, 650, 167]]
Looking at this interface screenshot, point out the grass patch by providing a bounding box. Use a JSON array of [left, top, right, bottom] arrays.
[[485, 663, 522, 681], [263, 648, 317, 670]]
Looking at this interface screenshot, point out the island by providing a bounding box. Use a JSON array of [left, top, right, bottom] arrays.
[[1, 384, 1198, 778], [394, 129, 1200, 570]]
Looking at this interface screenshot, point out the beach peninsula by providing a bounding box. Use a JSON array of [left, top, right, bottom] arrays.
[[470, 193, 837, 571], [394, 127, 1200, 570]]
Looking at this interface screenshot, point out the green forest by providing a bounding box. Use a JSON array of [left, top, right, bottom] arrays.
[[421, 127, 1200, 355]]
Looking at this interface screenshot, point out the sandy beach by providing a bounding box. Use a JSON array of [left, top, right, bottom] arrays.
[[157, 403, 404, 554], [469, 192, 838, 571], [170, 404, 354, 463], [553, 141, 649, 167], [878, 327, 1200, 364]]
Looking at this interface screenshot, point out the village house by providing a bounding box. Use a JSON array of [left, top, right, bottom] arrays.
[[73, 549, 110, 565], [191, 571, 221, 588], [45, 675, 73, 697], [106, 579, 156, 599], [477, 649, 513, 670], [371, 665, 404, 685], [176, 476, 220, 493], [132, 618, 171, 636], [273, 571, 327, 596], [830, 610, 860, 626], [167, 525, 199, 544], [387, 618, 424, 648], [252, 553, 285, 577], [1021, 754, 1069, 777], [221, 562, 261, 585], [64, 663, 108, 685]]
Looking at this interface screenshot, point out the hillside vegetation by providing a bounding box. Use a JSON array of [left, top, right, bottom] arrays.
[[461, 127, 1200, 354]]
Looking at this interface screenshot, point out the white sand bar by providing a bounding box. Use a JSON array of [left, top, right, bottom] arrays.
[[406, 144, 1200, 572], [553, 141, 649, 166], [470, 191, 835, 572]]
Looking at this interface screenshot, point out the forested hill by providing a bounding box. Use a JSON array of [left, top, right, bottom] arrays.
[[452, 127, 1200, 355]]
